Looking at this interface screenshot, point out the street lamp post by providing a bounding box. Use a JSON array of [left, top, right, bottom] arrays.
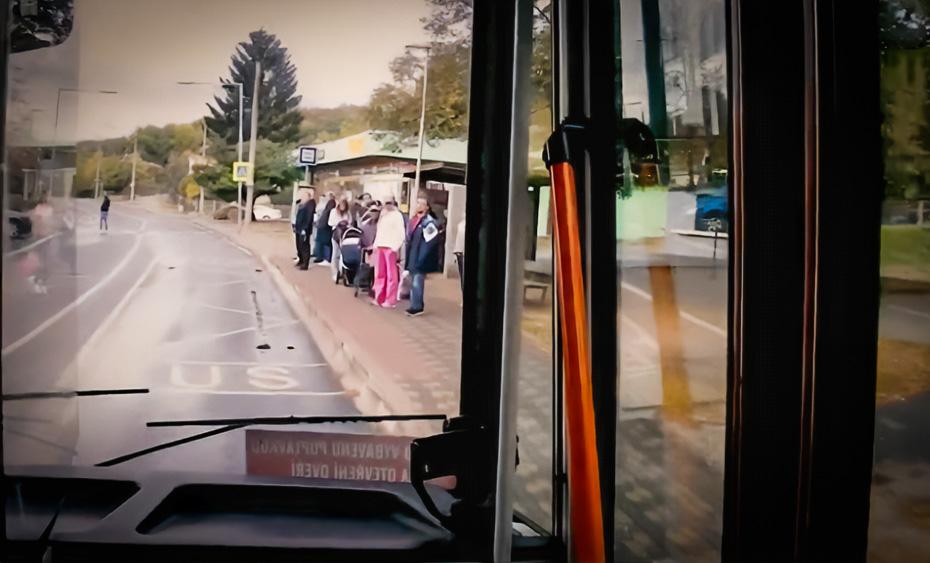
[[52, 88, 118, 198], [177, 81, 244, 223], [405, 44, 431, 214], [53, 88, 119, 158], [244, 60, 261, 231], [94, 146, 102, 199], [129, 132, 138, 201]]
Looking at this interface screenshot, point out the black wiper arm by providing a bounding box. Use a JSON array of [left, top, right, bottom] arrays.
[[98, 414, 446, 467], [147, 413, 447, 428], [3, 388, 149, 401], [96, 424, 246, 467]]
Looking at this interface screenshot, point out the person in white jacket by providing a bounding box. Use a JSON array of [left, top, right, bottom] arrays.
[[370, 196, 406, 308]]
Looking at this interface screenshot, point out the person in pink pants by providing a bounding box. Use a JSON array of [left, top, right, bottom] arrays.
[[370, 197, 406, 308]]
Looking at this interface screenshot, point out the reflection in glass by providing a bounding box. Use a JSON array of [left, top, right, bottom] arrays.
[[615, 0, 727, 561], [513, 0, 555, 532], [868, 2, 930, 560]]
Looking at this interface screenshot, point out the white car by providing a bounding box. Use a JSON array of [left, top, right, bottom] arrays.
[[253, 204, 283, 221]]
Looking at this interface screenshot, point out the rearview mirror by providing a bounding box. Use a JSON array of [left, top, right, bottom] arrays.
[[10, 0, 75, 53]]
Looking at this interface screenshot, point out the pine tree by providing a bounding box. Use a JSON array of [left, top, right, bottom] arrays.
[[206, 29, 303, 145]]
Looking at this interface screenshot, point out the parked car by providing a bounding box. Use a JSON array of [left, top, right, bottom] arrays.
[[253, 204, 282, 221], [212, 202, 282, 221], [6, 210, 32, 240], [695, 168, 729, 233]]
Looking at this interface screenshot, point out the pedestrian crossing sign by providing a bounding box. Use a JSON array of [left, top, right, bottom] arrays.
[[232, 161, 253, 183]]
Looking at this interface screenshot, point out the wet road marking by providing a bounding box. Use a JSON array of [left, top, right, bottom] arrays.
[[211, 319, 300, 339], [2, 220, 148, 357], [178, 360, 327, 368], [205, 279, 250, 288], [620, 281, 727, 339], [169, 362, 337, 395], [76, 259, 158, 365], [4, 233, 59, 258], [888, 304, 930, 322], [195, 301, 290, 323], [168, 389, 350, 397]]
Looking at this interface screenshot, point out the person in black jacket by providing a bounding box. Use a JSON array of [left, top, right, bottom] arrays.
[[99, 194, 110, 231], [313, 192, 335, 264], [294, 191, 316, 270], [404, 197, 442, 317]]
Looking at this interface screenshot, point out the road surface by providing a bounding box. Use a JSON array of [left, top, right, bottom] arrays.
[[3, 200, 358, 472]]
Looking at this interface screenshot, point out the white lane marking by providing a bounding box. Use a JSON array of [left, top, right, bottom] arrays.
[[177, 361, 327, 368], [679, 310, 727, 338], [620, 280, 727, 339], [204, 279, 249, 288], [169, 364, 221, 389], [192, 302, 291, 324], [195, 303, 256, 315], [75, 259, 157, 364], [620, 280, 653, 301], [2, 220, 148, 357], [224, 239, 253, 256], [620, 313, 659, 351], [4, 233, 59, 258], [168, 389, 349, 397], [209, 319, 300, 339], [888, 304, 930, 321]]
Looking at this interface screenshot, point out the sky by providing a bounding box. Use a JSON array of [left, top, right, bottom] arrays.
[[9, 0, 430, 144]]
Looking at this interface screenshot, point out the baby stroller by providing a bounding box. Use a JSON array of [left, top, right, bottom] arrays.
[[336, 225, 363, 287], [353, 248, 375, 298]]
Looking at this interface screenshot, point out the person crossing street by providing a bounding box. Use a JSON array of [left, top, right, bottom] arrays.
[[99, 194, 110, 232]]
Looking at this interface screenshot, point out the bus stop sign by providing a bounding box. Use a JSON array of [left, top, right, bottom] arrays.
[[297, 146, 321, 166]]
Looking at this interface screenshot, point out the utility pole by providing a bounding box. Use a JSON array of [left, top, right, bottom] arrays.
[[243, 60, 261, 230], [177, 81, 243, 223], [129, 132, 138, 201], [199, 118, 207, 214], [94, 148, 102, 199], [406, 44, 431, 214], [236, 83, 244, 226]]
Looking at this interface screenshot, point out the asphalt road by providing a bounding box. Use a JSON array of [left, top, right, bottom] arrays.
[[3, 200, 357, 472]]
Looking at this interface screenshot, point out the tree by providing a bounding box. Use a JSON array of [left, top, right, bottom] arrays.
[[299, 105, 369, 144], [194, 140, 300, 202], [367, 0, 551, 144], [880, 0, 930, 200], [369, 42, 471, 142], [206, 29, 303, 145]]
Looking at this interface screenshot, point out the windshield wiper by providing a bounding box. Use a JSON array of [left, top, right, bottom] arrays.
[[97, 424, 246, 467], [97, 414, 447, 467], [2, 388, 149, 401]]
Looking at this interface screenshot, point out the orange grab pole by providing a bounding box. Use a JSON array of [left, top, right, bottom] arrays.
[[549, 161, 606, 563]]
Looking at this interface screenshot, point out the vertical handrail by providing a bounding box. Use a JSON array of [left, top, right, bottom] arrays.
[[492, 0, 534, 560], [547, 155, 606, 563]]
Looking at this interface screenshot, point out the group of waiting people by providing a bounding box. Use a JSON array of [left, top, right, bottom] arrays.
[[292, 189, 443, 317]]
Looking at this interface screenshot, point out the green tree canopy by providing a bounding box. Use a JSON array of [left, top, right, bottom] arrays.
[[367, 0, 551, 144], [194, 140, 300, 201], [206, 29, 303, 145], [299, 105, 369, 144]]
